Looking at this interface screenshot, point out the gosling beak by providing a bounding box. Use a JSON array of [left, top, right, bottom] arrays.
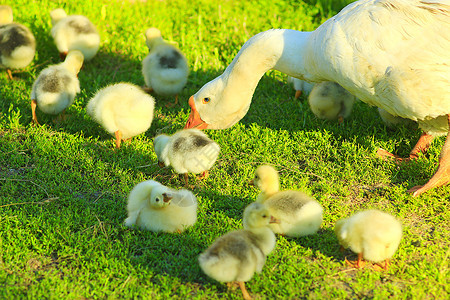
[[184, 96, 209, 129], [248, 179, 255, 186], [269, 216, 280, 224], [158, 161, 165, 168], [162, 193, 173, 203]]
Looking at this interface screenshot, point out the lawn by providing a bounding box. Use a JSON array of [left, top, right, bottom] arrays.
[[0, 0, 448, 298]]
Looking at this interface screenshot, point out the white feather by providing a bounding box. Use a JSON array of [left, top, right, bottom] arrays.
[[30, 50, 83, 115], [189, 0, 450, 135], [50, 8, 100, 60], [0, 6, 35, 70], [335, 209, 403, 263], [142, 28, 189, 96], [252, 165, 323, 237], [124, 180, 197, 233], [86, 83, 155, 139], [153, 129, 220, 175], [198, 203, 276, 283]]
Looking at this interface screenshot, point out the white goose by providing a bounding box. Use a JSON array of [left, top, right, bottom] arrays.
[[378, 107, 416, 128], [185, 0, 450, 196]]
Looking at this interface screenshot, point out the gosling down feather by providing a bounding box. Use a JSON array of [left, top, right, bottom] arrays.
[[30, 50, 84, 125], [0, 5, 36, 79], [185, 0, 450, 196], [334, 209, 402, 270], [378, 107, 416, 128], [124, 180, 197, 233], [308, 81, 356, 123], [154, 129, 220, 186], [50, 8, 100, 60], [86, 83, 155, 148], [198, 202, 277, 300], [250, 165, 323, 237], [142, 27, 189, 107]]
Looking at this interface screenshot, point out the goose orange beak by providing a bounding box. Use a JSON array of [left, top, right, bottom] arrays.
[[162, 193, 173, 203], [185, 96, 208, 129]]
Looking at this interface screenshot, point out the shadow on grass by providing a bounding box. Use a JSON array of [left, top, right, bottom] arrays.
[[240, 75, 423, 158], [282, 227, 345, 262], [125, 226, 209, 283]]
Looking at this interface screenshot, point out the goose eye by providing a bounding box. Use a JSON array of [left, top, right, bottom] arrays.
[[202, 97, 211, 104]]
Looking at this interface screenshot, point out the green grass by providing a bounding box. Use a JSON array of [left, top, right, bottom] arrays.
[[1, 0, 448, 298]]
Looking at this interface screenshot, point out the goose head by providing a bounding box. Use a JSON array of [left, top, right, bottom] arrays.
[[0, 5, 13, 25], [145, 27, 164, 50], [185, 74, 252, 130], [334, 218, 351, 248], [150, 185, 173, 209], [242, 202, 278, 230], [50, 8, 67, 26], [249, 165, 280, 198], [184, 29, 313, 130]]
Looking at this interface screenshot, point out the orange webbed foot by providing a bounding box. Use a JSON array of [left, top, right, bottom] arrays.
[[142, 86, 153, 94], [198, 170, 209, 180], [377, 132, 434, 163], [345, 253, 365, 269], [165, 94, 179, 108], [114, 130, 122, 149], [372, 259, 390, 271]]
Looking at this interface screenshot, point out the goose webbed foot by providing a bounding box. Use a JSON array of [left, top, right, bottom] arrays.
[[345, 253, 365, 269], [407, 151, 450, 196], [372, 259, 390, 271], [407, 115, 450, 196], [165, 94, 179, 108], [142, 86, 153, 94], [238, 281, 252, 300], [114, 130, 122, 149], [198, 170, 209, 180], [6, 69, 13, 80], [31, 99, 40, 126], [377, 132, 434, 162]]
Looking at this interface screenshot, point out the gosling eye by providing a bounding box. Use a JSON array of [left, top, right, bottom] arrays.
[[262, 214, 267, 218], [202, 97, 211, 104], [155, 197, 160, 202]]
